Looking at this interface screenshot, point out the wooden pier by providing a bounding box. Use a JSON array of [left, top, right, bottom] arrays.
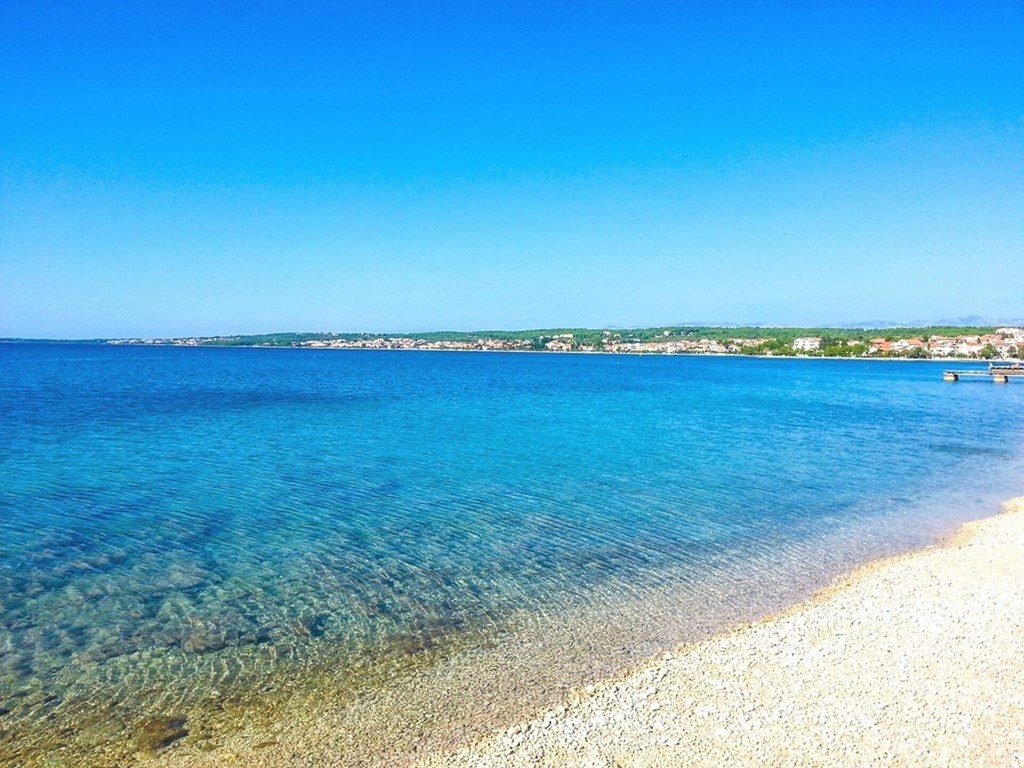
[[944, 364, 1024, 383]]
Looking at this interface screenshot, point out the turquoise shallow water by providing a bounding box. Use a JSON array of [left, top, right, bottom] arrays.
[[1, 344, 1023, 763]]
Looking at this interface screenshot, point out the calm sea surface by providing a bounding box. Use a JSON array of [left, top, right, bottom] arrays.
[[2, 344, 1023, 764]]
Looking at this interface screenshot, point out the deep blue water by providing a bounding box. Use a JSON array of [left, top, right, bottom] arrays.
[[2, 344, 1023, 763]]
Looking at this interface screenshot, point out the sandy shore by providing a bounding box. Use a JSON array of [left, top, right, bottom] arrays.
[[416, 497, 1024, 768]]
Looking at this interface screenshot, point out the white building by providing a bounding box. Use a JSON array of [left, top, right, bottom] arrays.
[[792, 337, 823, 352]]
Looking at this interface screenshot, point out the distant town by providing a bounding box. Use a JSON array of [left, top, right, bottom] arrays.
[[102, 325, 1024, 360]]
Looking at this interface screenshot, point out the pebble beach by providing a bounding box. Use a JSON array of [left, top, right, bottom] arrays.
[[151, 497, 1024, 768], [417, 497, 1024, 768]]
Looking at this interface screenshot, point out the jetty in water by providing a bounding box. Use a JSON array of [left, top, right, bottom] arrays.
[[943, 364, 1024, 383]]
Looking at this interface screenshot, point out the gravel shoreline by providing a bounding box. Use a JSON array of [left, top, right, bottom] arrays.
[[416, 497, 1024, 768], [150, 498, 1024, 768]]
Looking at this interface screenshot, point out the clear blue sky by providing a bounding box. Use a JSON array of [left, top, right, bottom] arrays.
[[2, 1, 1022, 337]]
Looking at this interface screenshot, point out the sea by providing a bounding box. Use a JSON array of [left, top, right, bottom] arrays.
[[2, 343, 1022, 766]]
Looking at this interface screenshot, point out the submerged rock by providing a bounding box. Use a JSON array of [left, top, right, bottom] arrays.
[[135, 715, 188, 752], [182, 631, 229, 654], [291, 613, 329, 638]]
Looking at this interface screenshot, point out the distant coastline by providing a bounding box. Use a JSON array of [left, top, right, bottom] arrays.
[[8, 323, 1022, 361]]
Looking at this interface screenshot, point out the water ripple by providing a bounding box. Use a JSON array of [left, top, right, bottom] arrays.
[[1, 346, 1023, 765]]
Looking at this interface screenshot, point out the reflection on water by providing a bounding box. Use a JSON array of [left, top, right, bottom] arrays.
[[1, 345, 1022, 765]]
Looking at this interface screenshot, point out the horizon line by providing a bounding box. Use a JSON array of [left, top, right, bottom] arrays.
[[5, 320, 1022, 344]]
